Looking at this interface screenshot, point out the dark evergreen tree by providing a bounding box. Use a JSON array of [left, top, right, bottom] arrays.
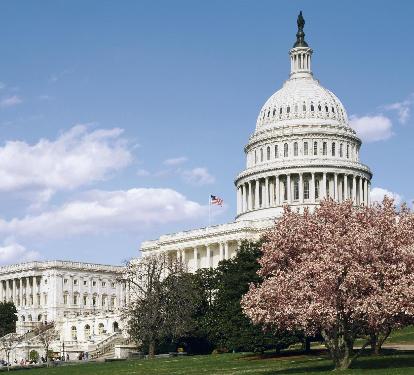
[[0, 302, 17, 337]]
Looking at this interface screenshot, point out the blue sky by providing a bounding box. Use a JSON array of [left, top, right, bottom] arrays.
[[0, 1, 412, 265]]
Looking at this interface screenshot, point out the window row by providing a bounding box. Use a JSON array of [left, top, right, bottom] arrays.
[[260, 102, 345, 121], [252, 140, 358, 164], [63, 278, 116, 288], [63, 293, 117, 307]]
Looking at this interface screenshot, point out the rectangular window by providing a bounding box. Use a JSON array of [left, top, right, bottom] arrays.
[[293, 180, 299, 201], [63, 295, 68, 305], [83, 296, 87, 306], [93, 281, 96, 287], [83, 280, 87, 286], [102, 282, 106, 287], [275, 145, 278, 158], [332, 142, 336, 156], [74, 279, 78, 285], [304, 180, 310, 199], [283, 181, 287, 201], [73, 295, 78, 305], [111, 282, 115, 288], [64, 279, 68, 284], [313, 141, 318, 156], [323, 142, 327, 155], [293, 142, 298, 156], [304, 142, 308, 156]]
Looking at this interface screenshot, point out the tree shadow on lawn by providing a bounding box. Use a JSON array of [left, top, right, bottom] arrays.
[[242, 349, 414, 374]]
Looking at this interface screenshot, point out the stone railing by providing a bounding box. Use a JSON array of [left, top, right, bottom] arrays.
[[89, 332, 126, 359]]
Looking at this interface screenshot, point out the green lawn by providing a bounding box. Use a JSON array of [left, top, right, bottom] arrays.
[[388, 326, 414, 344], [7, 351, 414, 375]]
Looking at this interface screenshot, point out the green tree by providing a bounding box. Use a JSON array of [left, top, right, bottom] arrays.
[[202, 241, 299, 353], [0, 302, 17, 337]]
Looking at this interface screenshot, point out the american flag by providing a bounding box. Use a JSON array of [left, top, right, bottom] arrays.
[[210, 195, 223, 206]]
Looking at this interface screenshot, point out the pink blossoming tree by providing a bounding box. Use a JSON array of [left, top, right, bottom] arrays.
[[241, 198, 414, 370]]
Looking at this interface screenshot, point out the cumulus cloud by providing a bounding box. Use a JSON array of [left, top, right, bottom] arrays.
[[349, 115, 393, 142], [370, 187, 402, 205], [0, 188, 207, 239], [0, 95, 22, 108], [182, 167, 215, 185], [0, 239, 39, 265], [163, 156, 188, 166], [0, 124, 132, 194]]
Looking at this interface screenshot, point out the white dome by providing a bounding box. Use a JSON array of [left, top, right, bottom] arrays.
[[256, 76, 349, 131]]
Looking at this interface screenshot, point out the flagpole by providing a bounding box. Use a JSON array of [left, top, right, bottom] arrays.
[[208, 195, 211, 227]]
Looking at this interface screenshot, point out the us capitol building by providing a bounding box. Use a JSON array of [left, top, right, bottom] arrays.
[[141, 12, 372, 268], [0, 13, 373, 361]]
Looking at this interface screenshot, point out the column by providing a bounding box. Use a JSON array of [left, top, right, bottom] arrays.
[[368, 181, 371, 206], [224, 242, 229, 260], [181, 249, 186, 265], [359, 177, 363, 205], [299, 173, 304, 204], [287, 174, 291, 204], [236, 187, 240, 215], [352, 175, 356, 203], [241, 185, 245, 213], [255, 179, 260, 209], [310, 173, 315, 203], [334, 173, 338, 201], [34, 276, 39, 307], [322, 172, 327, 199], [275, 175, 280, 206], [0, 281, 3, 303], [264, 177, 269, 208], [219, 243, 224, 261], [344, 174, 348, 200], [26, 276, 30, 305], [193, 247, 199, 272], [248, 181, 253, 211], [206, 245, 211, 268], [19, 279, 23, 307], [12, 279, 16, 304], [364, 179, 368, 206]]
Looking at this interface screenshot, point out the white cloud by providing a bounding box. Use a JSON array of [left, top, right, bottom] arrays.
[[383, 94, 413, 124], [349, 115, 393, 142], [0, 188, 207, 239], [0, 239, 39, 265], [182, 167, 215, 185], [163, 157, 188, 166], [370, 187, 402, 205], [0, 124, 132, 194], [0, 95, 22, 108]]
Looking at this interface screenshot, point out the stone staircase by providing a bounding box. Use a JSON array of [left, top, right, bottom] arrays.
[[88, 332, 131, 359]]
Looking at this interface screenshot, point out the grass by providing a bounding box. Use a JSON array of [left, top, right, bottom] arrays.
[[7, 350, 414, 375], [388, 326, 414, 344]]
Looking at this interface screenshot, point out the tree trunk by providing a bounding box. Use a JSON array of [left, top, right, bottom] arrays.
[[370, 328, 391, 355], [148, 340, 156, 358], [322, 329, 354, 371], [304, 337, 311, 353]]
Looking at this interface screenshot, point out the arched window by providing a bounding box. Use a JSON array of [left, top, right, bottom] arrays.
[[325, 105, 329, 112], [293, 180, 299, 201], [346, 144, 350, 158], [332, 142, 336, 156], [304, 180, 310, 199], [323, 142, 327, 156], [332, 107, 335, 113], [273, 109, 276, 116], [267, 146, 270, 160], [303, 104, 306, 111], [280, 107, 282, 114], [28, 314, 32, 322], [284, 143, 288, 157], [113, 322, 119, 333], [98, 323, 105, 335], [310, 103, 314, 112], [260, 148, 263, 162], [293, 142, 298, 156], [71, 326, 77, 340], [287, 106, 290, 113], [313, 141, 318, 156], [294, 104, 298, 112], [275, 145, 279, 158], [37, 314, 42, 322], [304, 141, 308, 156], [318, 104, 322, 111], [84, 324, 91, 339], [340, 143, 343, 157], [267, 110, 270, 117], [21, 315, 25, 322]]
